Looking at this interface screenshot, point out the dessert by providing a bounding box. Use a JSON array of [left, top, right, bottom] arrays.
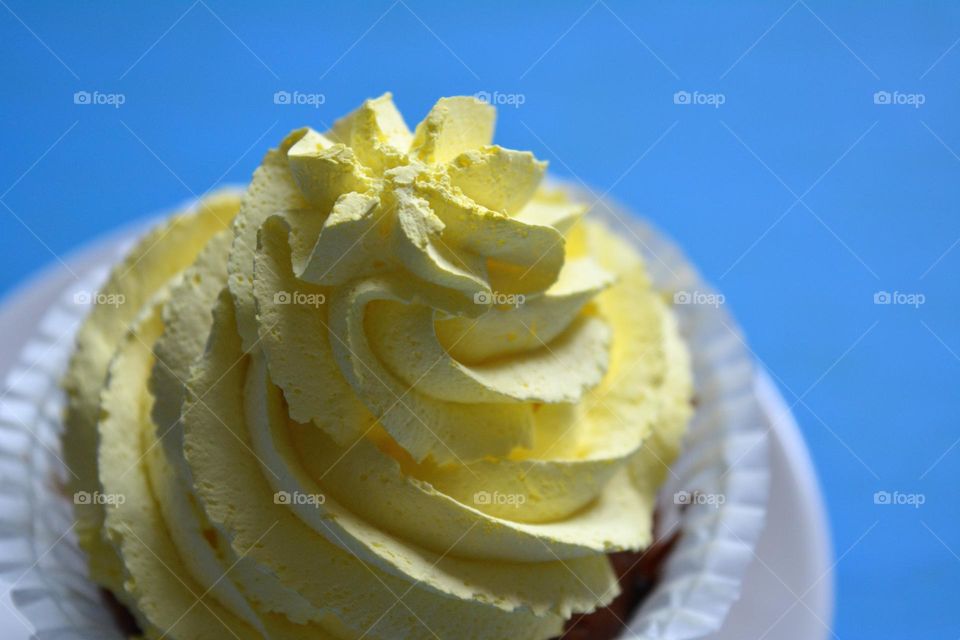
[[63, 93, 692, 639]]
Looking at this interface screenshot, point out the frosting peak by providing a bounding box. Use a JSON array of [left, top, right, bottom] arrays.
[[285, 94, 562, 313]]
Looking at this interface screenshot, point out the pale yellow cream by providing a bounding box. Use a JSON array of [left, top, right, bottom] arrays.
[[63, 94, 692, 640]]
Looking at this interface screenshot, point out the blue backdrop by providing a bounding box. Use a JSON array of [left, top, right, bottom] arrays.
[[1, 2, 957, 638]]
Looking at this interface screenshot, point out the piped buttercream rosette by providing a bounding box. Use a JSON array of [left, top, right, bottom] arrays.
[[63, 93, 692, 640]]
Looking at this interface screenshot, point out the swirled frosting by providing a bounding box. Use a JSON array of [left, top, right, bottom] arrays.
[[63, 94, 692, 640]]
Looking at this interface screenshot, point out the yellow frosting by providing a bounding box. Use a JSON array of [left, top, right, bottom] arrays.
[[63, 94, 692, 640]]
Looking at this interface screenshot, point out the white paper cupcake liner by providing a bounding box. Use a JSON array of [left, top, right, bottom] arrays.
[[0, 191, 769, 640]]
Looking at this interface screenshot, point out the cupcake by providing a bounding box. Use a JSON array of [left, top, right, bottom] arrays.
[[61, 93, 694, 639]]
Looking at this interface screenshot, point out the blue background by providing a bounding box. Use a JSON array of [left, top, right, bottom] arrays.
[[1, 2, 958, 637]]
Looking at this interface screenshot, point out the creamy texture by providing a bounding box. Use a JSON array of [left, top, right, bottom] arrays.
[[63, 94, 692, 640]]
